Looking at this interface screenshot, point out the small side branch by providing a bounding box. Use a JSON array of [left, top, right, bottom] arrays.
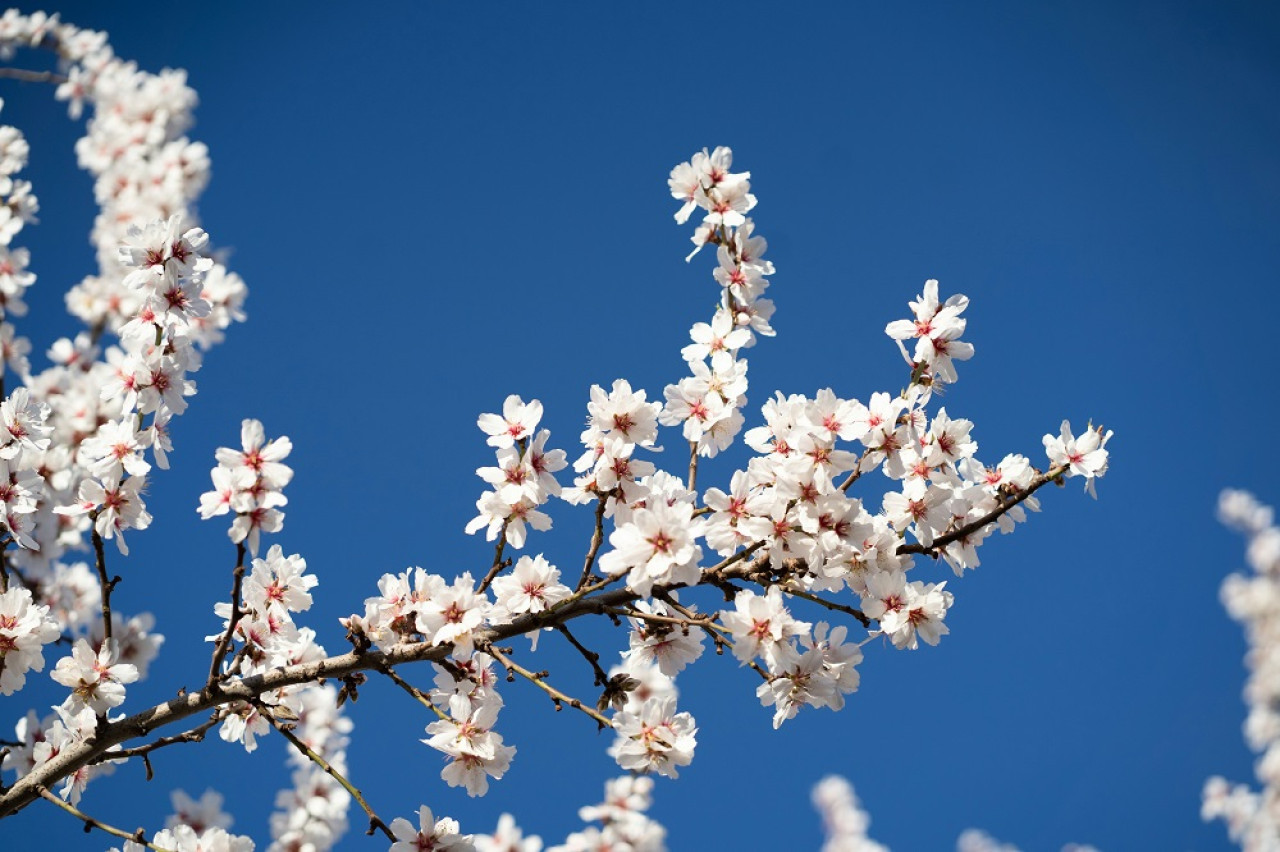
[[687, 440, 699, 493], [0, 67, 67, 85], [89, 520, 117, 643], [784, 587, 871, 628], [555, 624, 609, 686], [206, 542, 248, 684], [258, 703, 394, 841], [576, 492, 609, 590], [476, 521, 510, 594], [38, 786, 171, 851], [377, 663, 448, 721], [90, 715, 222, 781], [897, 464, 1066, 557], [485, 644, 612, 730]]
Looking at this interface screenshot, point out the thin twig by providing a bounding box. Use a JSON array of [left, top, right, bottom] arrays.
[[485, 644, 612, 729], [37, 786, 171, 851], [89, 715, 222, 780], [838, 447, 876, 492], [687, 440, 699, 493], [896, 464, 1066, 557], [783, 587, 871, 628], [89, 520, 116, 643], [377, 663, 448, 720], [257, 703, 395, 841], [0, 67, 67, 85], [206, 542, 248, 684], [555, 624, 610, 686], [476, 520, 509, 594], [576, 492, 609, 590]]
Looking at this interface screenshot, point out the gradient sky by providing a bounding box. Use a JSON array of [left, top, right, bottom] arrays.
[[3, 2, 1280, 849]]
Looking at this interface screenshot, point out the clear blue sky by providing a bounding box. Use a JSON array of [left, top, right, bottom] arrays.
[[3, 2, 1279, 849]]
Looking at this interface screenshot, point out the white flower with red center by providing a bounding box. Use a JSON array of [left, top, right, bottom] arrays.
[[56, 475, 152, 555], [882, 479, 952, 546], [243, 545, 316, 618], [215, 418, 293, 491], [622, 598, 705, 677], [923, 407, 977, 467], [0, 386, 50, 460], [701, 179, 756, 229], [598, 501, 703, 597], [477, 395, 543, 449], [389, 805, 474, 852], [1043, 420, 1112, 497], [419, 572, 489, 657], [465, 492, 552, 549], [861, 570, 953, 650], [702, 470, 774, 555], [682, 310, 753, 367], [659, 377, 727, 443], [118, 213, 211, 289], [582, 379, 661, 452], [78, 419, 151, 481], [523, 429, 566, 498], [0, 586, 60, 695], [424, 694, 516, 797], [490, 554, 569, 621], [608, 695, 697, 779], [50, 637, 139, 714], [719, 586, 810, 669]]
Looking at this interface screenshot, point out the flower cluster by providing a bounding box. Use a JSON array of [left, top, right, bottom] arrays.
[[662, 146, 774, 458], [199, 418, 294, 555], [466, 395, 565, 549], [106, 788, 255, 852], [1204, 489, 1280, 849], [812, 775, 887, 852], [0, 9, 252, 815], [548, 775, 666, 852], [0, 36, 1119, 847]]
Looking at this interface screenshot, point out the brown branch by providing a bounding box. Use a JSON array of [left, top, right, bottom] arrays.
[[838, 447, 876, 492], [89, 520, 117, 643], [896, 464, 1065, 557], [37, 786, 170, 851], [258, 703, 394, 841], [0, 585, 651, 819], [89, 715, 222, 780], [784, 587, 871, 628], [485, 644, 612, 729], [687, 440, 699, 493], [555, 624, 610, 686], [377, 663, 448, 720], [576, 492, 610, 590], [0, 67, 67, 85], [476, 521, 509, 594], [206, 542, 248, 684]]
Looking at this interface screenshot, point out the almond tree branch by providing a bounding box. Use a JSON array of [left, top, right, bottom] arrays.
[[896, 464, 1066, 557], [206, 541, 248, 684], [88, 519, 117, 643], [257, 702, 395, 841], [485, 644, 612, 730], [576, 492, 609, 590], [37, 786, 171, 851], [0, 67, 67, 85]]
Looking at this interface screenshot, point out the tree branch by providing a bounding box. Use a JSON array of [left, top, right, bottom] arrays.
[[896, 464, 1065, 557], [38, 786, 170, 851], [0, 67, 67, 85], [206, 542, 248, 684], [257, 703, 395, 841], [485, 644, 612, 730]]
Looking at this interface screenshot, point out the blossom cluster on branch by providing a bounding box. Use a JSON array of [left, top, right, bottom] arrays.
[[1204, 489, 1280, 850], [0, 10, 1116, 851]]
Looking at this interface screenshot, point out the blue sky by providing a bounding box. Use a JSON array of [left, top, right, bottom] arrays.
[[3, 2, 1279, 849]]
